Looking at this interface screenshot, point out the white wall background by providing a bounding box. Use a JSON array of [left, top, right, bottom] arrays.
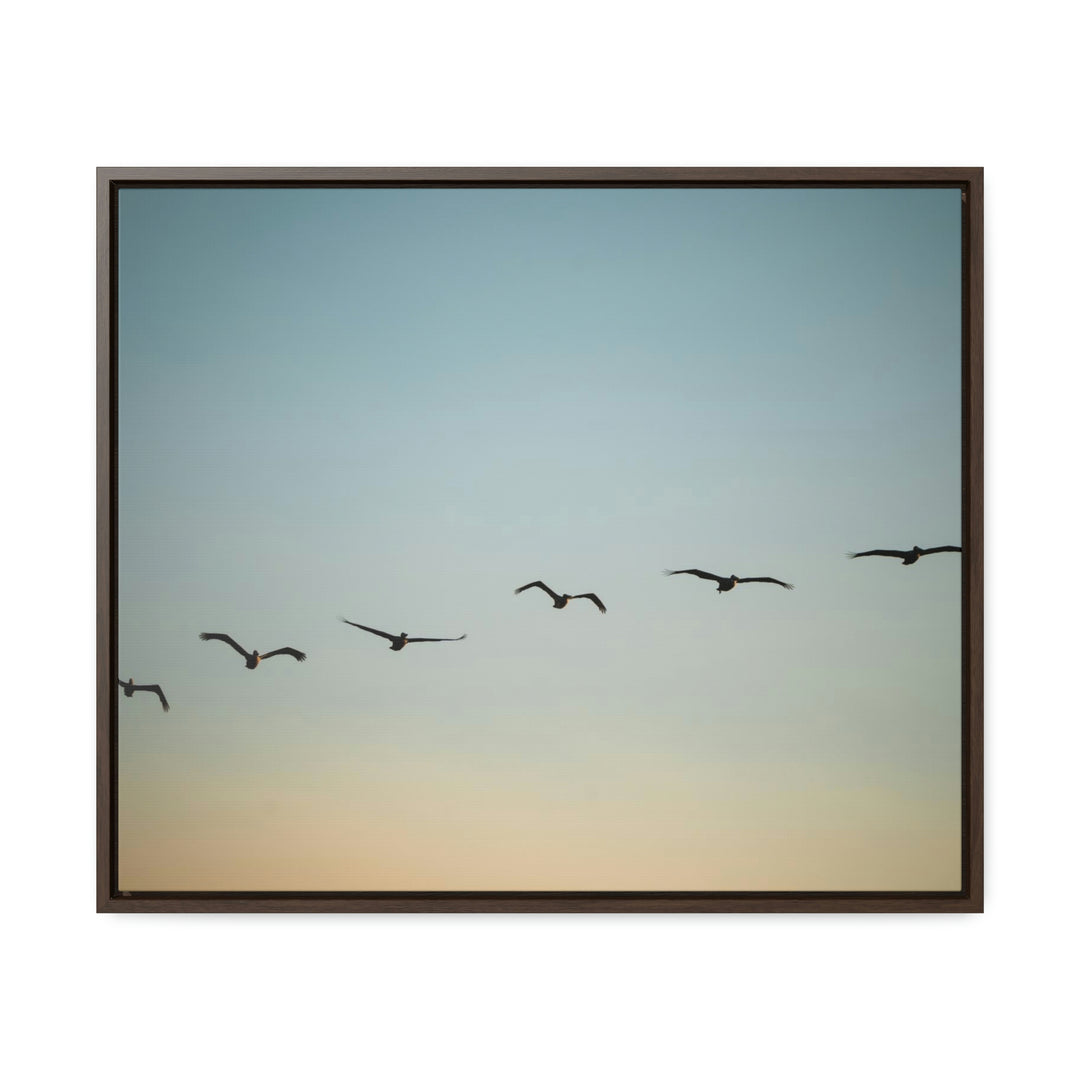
[[2, 2, 1074, 1077]]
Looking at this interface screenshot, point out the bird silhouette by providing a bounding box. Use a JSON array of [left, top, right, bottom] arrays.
[[118, 677, 170, 712], [847, 545, 961, 565], [513, 580, 606, 613], [198, 632, 306, 668], [339, 618, 467, 651], [663, 568, 794, 595]]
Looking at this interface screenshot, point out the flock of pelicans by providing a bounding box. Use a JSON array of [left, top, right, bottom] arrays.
[[118, 544, 961, 713]]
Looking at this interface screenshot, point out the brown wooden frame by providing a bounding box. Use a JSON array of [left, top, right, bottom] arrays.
[[97, 167, 983, 913]]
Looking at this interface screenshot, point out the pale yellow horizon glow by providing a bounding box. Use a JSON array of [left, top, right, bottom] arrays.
[[120, 727, 959, 891]]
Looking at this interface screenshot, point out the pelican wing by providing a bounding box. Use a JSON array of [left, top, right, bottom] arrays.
[[136, 684, 170, 712], [663, 568, 723, 583], [259, 647, 307, 662], [846, 550, 908, 560], [339, 618, 396, 641], [120, 680, 170, 712], [571, 593, 607, 613], [199, 632, 250, 656], [922, 545, 962, 555], [406, 634, 467, 643], [738, 577, 795, 590], [514, 580, 560, 600]]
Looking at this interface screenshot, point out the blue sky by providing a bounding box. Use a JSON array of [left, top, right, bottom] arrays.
[[117, 186, 961, 889]]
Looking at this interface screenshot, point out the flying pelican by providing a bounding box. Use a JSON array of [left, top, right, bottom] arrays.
[[847, 545, 961, 565], [118, 677, 170, 712], [198, 632, 307, 668], [663, 568, 794, 595], [339, 618, 467, 651], [513, 580, 607, 613]]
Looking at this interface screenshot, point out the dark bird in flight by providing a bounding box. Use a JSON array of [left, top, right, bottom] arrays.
[[339, 618, 467, 651], [663, 569, 794, 595], [198, 632, 307, 668], [847, 545, 961, 565], [118, 677, 170, 712], [514, 580, 607, 613]]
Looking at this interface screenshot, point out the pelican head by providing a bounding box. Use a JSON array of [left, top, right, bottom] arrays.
[[252, 650, 261, 658], [400, 632, 408, 640], [731, 575, 740, 583]]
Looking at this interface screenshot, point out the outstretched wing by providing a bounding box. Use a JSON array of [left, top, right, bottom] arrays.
[[139, 684, 170, 712], [407, 634, 467, 643], [339, 618, 396, 641], [259, 647, 307, 662], [514, 580, 560, 600], [125, 682, 171, 712], [199, 632, 250, 656], [738, 577, 795, 590], [922, 545, 962, 555], [846, 550, 907, 560], [571, 593, 607, 613], [663, 568, 723, 583]]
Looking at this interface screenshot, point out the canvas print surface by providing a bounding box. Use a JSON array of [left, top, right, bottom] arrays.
[[116, 186, 962, 891]]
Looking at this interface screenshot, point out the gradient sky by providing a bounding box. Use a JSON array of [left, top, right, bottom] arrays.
[[116, 186, 961, 890]]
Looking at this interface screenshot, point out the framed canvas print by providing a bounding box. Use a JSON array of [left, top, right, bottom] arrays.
[[97, 168, 982, 912]]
